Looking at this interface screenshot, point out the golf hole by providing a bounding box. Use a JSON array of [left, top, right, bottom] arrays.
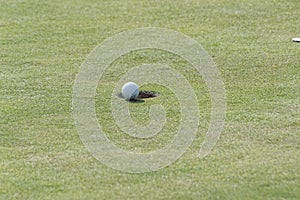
[[117, 91, 159, 101]]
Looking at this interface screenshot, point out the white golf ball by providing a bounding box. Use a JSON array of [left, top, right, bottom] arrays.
[[121, 82, 139, 100]]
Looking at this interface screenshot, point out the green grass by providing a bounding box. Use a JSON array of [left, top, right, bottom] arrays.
[[1, 0, 299, 199]]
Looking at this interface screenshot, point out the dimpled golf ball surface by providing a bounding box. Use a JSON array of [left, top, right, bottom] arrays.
[[122, 82, 139, 100]]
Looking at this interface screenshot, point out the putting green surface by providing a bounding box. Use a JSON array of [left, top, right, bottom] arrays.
[[1, 0, 299, 199]]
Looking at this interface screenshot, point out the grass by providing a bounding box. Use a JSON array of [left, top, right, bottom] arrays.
[[1, 0, 299, 199]]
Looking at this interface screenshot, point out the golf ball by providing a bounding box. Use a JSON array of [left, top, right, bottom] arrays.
[[122, 82, 139, 100]]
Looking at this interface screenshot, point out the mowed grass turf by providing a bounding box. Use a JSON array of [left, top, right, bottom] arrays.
[[1, 0, 299, 199]]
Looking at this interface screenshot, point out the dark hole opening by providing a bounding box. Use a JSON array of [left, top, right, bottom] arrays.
[[117, 91, 159, 100]]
